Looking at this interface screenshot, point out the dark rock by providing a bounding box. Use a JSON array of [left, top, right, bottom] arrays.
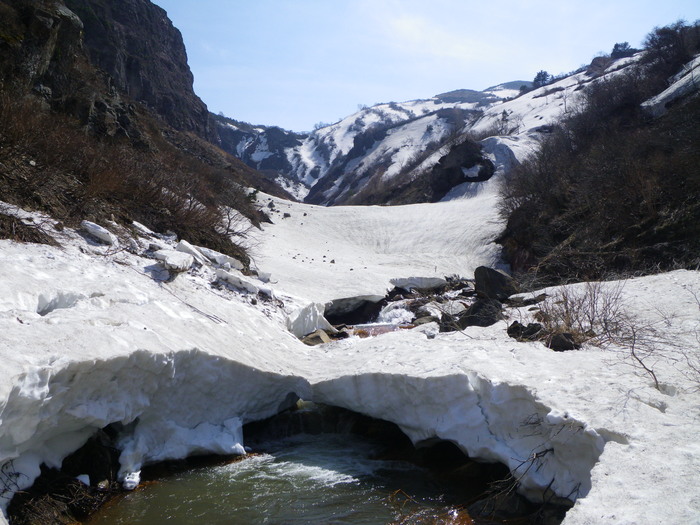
[[506, 293, 547, 307], [460, 298, 504, 327], [548, 332, 580, 351], [474, 266, 518, 300], [64, 0, 212, 138], [441, 298, 503, 331], [507, 321, 543, 341]]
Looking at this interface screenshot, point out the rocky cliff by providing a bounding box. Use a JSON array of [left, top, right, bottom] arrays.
[[63, 0, 211, 138]]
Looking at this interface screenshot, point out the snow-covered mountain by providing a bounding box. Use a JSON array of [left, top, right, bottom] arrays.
[[214, 83, 531, 204], [214, 54, 655, 207]]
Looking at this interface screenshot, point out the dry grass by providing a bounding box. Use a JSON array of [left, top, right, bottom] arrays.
[[0, 89, 256, 261]]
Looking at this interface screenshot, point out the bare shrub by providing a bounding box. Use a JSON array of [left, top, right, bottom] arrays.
[[0, 84, 260, 262], [534, 281, 626, 348]]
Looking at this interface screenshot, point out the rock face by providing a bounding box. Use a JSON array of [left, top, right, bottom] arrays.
[[64, 0, 211, 138], [0, 1, 84, 93]]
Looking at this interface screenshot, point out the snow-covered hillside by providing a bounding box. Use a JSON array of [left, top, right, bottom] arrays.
[[214, 82, 533, 204], [1, 195, 700, 525], [217, 51, 687, 209]]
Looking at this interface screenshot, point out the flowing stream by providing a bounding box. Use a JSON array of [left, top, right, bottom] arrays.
[[86, 432, 485, 525]]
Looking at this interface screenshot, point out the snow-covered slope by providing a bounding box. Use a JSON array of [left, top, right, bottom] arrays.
[[219, 54, 658, 208], [641, 53, 700, 117], [2, 197, 700, 524], [215, 84, 528, 204]]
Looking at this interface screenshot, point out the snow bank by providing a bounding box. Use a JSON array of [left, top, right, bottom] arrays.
[[313, 369, 604, 501], [253, 194, 505, 305], [2, 200, 700, 525], [0, 239, 310, 516]]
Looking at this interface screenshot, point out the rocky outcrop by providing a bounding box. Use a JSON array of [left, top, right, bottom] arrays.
[[64, 0, 211, 138], [0, 1, 84, 93]]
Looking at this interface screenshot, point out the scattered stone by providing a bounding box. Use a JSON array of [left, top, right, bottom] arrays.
[[301, 329, 332, 346], [283, 213, 291, 218], [413, 315, 440, 326], [474, 266, 518, 301], [507, 321, 544, 341], [441, 298, 503, 331], [548, 332, 580, 351]]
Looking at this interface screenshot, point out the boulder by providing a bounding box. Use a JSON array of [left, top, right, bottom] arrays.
[[506, 293, 547, 307], [548, 332, 580, 351], [507, 321, 544, 341], [441, 298, 503, 331], [413, 315, 440, 326], [474, 266, 518, 300]]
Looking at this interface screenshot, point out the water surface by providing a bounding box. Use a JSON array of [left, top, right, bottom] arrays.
[[87, 433, 478, 524]]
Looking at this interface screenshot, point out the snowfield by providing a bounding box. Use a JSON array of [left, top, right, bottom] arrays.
[[1, 195, 700, 525]]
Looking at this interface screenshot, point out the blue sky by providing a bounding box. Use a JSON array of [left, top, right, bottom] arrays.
[[154, 0, 699, 132]]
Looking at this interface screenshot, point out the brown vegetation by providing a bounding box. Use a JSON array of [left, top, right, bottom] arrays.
[[0, 0, 289, 264], [0, 89, 263, 261], [498, 21, 700, 284]]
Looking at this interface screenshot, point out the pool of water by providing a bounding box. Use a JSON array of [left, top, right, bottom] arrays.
[[86, 433, 483, 525]]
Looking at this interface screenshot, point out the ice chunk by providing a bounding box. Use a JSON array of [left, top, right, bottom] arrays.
[[81, 220, 119, 246], [154, 250, 194, 272], [76, 474, 90, 486], [287, 302, 335, 338], [377, 303, 414, 325], [196, 245, 245, 270], [175, 240, 208, 266], [216, 269, 260, 294], [122, 471, 140, 490]]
